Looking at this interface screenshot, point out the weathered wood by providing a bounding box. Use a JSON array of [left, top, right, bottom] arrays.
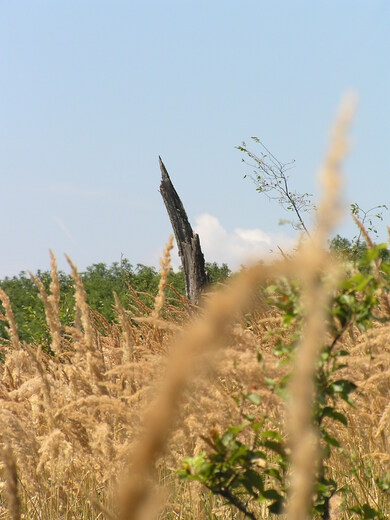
[[159, 156, 208, 304]]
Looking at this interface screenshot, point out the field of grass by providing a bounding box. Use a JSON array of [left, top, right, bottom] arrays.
[[0, 98, 389, 520]]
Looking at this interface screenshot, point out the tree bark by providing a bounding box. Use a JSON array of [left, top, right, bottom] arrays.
[[159, 156, 208, 304]]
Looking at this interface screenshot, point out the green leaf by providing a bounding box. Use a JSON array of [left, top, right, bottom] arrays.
[[242, 469, 265, 494], [247, 392, 260, 405], [264, 467, 283, 482], [321, 406, 348, 426], [220, 430, 234, 447], [259, 430, 282, 441], [321, 428, 341, 448], [268, 496, 283, 514], [349, 503, 383, 519], [381, 263, 390, 276], [250, 419, 265, 433], [329, 379, 357, 405], [262, 488, 282, 500], [262, 440, 285, 456], [228, 423, 249, 436], [336, 349, 350, 357]]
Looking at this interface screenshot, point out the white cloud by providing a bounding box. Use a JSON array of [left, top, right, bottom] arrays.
[[163, 213, 295, 271], [192, 213, 295, 270]]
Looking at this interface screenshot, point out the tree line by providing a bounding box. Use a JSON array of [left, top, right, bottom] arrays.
[[2, 237, 387, 348], [0, 259, 230, 346]]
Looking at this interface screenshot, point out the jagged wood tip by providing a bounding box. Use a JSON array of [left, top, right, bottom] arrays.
[[159, 156, 170, 181]]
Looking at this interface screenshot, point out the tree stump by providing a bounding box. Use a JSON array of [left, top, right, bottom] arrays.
[[159, 156, 208, 304]]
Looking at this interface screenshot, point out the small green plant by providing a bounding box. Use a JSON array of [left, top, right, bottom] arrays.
[[179, 241, 390, 518], [238, 139, 388, 258], [237, 138, 314, 236], [179, 406, 286, 518], [350, 203, 388, 251]]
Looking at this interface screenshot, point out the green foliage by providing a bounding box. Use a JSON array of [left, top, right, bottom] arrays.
[[0, 259, 230, 345], [179, 419, 286, 519], [349, 504, 385, 520], [238, 138, 388, 256], [350, 203, 388, 246], [329, 234, 390, 265], [346, 461, 390, 519], [237, 138, 313, 236], [329, 234, 367, 261], [0, 270, 75, 347], [205, 262, 231, 285], [179, 242, 390, 518]]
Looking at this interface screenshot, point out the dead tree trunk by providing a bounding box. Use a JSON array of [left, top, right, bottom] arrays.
[[159, 156, 208, 305]]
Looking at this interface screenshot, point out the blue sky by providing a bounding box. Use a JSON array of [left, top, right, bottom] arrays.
[[1, 1, 389, 277]]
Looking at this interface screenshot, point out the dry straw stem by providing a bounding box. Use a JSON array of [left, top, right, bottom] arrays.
[[377, 401, 390, 439], [48, 249, 60, 313], [132, 316, 180, 332], [352, 214, 374, 250], [26, 344, 57, 430], [48, 249, 61, 353], [285, 93, 356, 520], [65, 254, 108, 395], [315, 92, 356, 248], [0, 288, 19, 350], [114, 291, 135, 363], [152, 235, 174, 320], [29, 254, 62, 355], [65, 254, 94, 352], [1, 442, 21, 520]]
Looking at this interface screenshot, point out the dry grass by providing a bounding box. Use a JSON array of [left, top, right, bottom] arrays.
[[0, 97, 389, 519]]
